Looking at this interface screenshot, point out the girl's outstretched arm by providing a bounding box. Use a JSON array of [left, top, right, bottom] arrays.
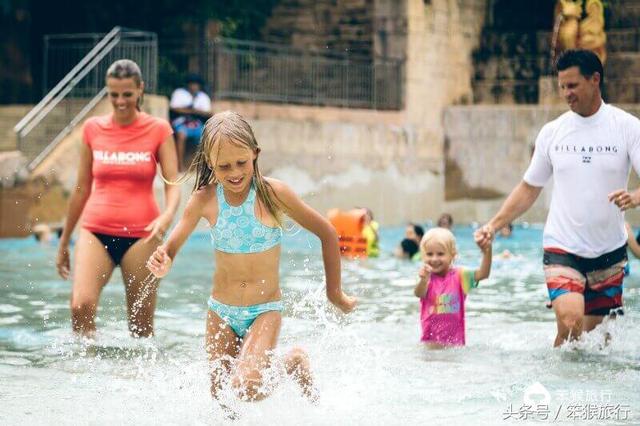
[[474, 242, 492, 282], [269, 179, 356, 313], [147, 188, 208, 277]]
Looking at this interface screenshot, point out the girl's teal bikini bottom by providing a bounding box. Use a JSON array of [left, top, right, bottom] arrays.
[[207, 297, 284, 337]]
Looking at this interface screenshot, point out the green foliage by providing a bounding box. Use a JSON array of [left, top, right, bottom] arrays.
[[28, 0, 279, 40]]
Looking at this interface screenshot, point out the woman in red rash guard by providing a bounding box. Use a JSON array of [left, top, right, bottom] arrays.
[[56, 59, 180, 338]]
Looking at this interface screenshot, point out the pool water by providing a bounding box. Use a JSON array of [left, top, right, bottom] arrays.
[[1, 225, 639, 425]]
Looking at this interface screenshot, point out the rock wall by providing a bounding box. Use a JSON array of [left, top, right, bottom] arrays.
[[262, 0, 375, 56], [0, 105, 33, 151], [373, 0, 407, 61], [473, 0, 640, 104], [404, 0, 488, 186], [13, 1, 640, 234]]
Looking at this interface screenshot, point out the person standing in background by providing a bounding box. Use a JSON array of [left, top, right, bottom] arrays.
[[170, 74, 212, 171]]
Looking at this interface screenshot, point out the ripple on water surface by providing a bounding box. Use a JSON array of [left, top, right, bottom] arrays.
[[0, 227, 639, 424]]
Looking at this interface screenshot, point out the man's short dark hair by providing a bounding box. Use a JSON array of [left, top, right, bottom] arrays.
[[401, 238, 419, 258], [555, 49, 604, 87], [409, 223, 424, 239], [185, 73, 204, 86]]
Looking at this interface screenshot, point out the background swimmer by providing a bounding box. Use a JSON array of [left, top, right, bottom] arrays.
[[395, 238, 419, 260], [436, 213, 454, 229]]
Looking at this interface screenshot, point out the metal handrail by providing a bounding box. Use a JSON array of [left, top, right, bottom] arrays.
[[28, 87, 108, 170], [15, 26, 157, 171], [20, 35, 121, 138], [14, 26, 121, 137], [44, 27, 154, 41]]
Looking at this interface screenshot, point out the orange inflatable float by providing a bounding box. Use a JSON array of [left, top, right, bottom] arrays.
[[327, 208, 368, 259]]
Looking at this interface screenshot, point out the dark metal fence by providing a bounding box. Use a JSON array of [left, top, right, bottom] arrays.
[[43, 29, 158, 95], [160, 38, 404, 110]]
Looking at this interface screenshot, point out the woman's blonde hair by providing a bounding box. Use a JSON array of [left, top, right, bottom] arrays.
[[420, 227, 457, 258], [105, 59, 144, 110], [187, 111, 285, 226]]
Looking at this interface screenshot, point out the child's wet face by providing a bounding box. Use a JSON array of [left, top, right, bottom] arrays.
[[422, 240, 454, 275], [212, 139, 256, 193]]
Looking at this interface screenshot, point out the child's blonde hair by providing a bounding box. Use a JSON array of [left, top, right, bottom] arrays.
[[420, 227, 457, 258], [188, 110, 285, 226]]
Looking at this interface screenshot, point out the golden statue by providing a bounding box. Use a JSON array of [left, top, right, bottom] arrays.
[[555, 0, 582, 50], [579, 0, 607, 64]]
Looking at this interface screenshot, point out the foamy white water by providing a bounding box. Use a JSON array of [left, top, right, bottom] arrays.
[[1, 226, 638, 425]]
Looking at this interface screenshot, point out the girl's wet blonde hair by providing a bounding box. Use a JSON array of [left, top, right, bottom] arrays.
[[187, 110, 284, 226], [420, 227, 457, 258]]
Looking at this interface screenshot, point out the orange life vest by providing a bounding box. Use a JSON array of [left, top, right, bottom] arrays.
[[327, 208, 368, 259]]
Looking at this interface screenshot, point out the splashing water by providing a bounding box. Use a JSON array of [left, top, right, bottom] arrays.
[[282, 216, 303, 237], [1, 226, 639, 425], [130, 272, 159, 318]]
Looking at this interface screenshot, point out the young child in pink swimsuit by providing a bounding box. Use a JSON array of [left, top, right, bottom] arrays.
[[413, 227, 492, 347]]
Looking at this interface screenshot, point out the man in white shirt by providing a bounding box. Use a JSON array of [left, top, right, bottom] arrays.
[[170, 74, 212, 170], [475, 49, 640, 347]]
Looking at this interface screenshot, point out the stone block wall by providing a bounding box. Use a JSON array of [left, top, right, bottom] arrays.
[[405, 0, 488, 162], [373, 0, 408, 60], [27, 96, 444, 227], [607, 0, 640, 27], [262, 0, 376, 57], [186, 99, 444, 226], [472, 0, 640, 104], [0, 105, 33, 151]]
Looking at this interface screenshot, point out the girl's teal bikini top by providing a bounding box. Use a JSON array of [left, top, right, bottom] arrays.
[[210, 181, 282, 254]]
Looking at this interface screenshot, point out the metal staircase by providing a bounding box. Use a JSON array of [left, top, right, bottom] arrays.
[[14, 27, 157, 170]]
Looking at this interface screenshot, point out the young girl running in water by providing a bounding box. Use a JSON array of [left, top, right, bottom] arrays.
[[414, 227, 491, 347], [147, 111, 356, 405]]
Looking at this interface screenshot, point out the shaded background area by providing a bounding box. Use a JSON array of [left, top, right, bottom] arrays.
[[2, 0, 567, 105], [1, 0, 280, 103], [2, 0, 640, 233]]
